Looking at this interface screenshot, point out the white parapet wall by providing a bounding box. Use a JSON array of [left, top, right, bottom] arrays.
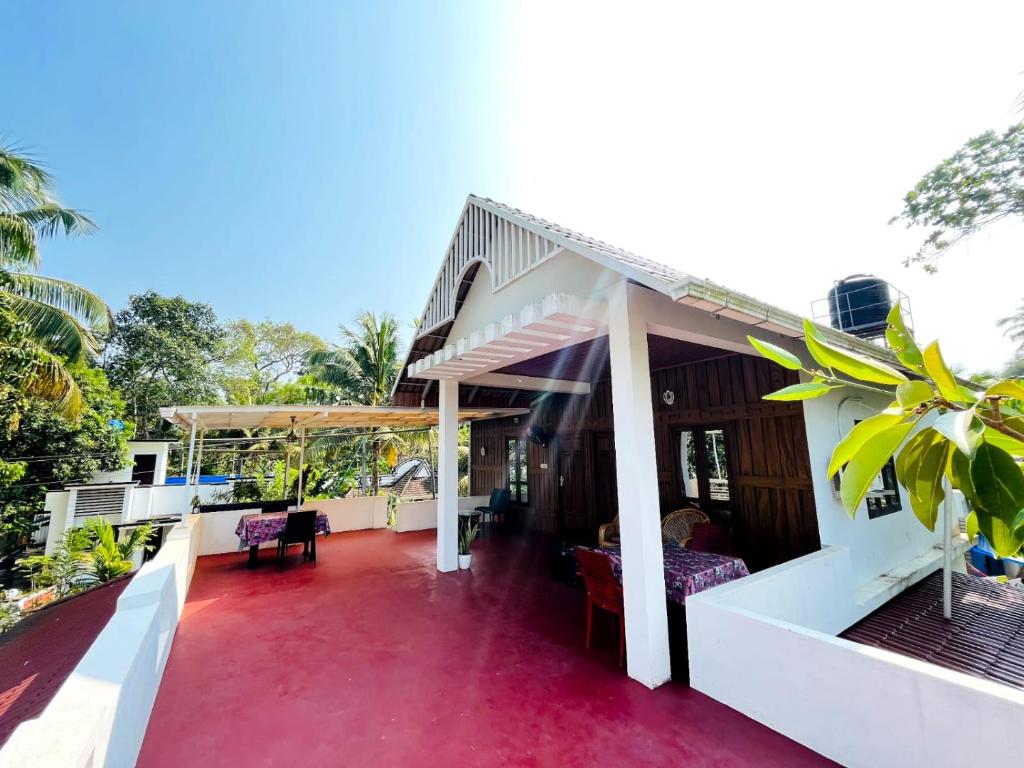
[[0, 514, 202, 768], [686, 542, 1021, 768]]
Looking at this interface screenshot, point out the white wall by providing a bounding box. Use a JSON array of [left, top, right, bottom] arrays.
[[687, 545, 1020, 768], [802, 390, 948, 588], [91, 441, 171, 486], [0, 515, 202, 768], [42, 491, 69, 555]]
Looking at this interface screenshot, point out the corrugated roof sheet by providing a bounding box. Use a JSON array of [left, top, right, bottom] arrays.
[[841, 571, 1024, 690]]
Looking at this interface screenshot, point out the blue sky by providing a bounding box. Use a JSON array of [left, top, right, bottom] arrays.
[[3, 1, 508, 346], [5, 2, 1024, 370]]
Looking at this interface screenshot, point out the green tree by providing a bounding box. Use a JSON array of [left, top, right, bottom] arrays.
[[749, 305, 1024, 559], [82, 518, 153, 582], [891, 122, 1024, 272], [102, 291, 225, 437], [218, 319, 326, 404], [0, 143, 112, 416], [307, 311, 401, 495], [0, 364, 129, 552]]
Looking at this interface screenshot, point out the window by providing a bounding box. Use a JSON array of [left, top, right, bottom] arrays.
[[848, 421, 901, 519], [678, 427, 731, 506], [507, 437, 528, 503]]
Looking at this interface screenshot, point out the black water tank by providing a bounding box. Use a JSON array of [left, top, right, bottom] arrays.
[[827, 275, 891, 338]]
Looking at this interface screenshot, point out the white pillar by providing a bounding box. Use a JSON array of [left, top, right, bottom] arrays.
[[607, 281, 671, 688], [184, 415, 197, 487], [436, 378, 459, 572], [296, 429, 307, 510]]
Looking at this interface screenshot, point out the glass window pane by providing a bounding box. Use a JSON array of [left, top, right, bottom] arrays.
[[679, 430, 699, 499], [705, 429, 730, 501]]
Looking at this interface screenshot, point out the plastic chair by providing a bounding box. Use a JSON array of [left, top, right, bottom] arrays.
[[575, 547, 626, 667], [475, 488, 510, 529], [277, 510, 317, 569]]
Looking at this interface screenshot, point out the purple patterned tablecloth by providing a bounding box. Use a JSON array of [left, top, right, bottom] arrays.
[[597, 545, 749, 604], [235, 511, 331, 547]]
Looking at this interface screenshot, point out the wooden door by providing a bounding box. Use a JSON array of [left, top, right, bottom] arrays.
[[558, 438, 590, 539], [592, 432, 618, 526]]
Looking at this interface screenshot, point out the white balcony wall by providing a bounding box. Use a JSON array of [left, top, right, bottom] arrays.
[[0, 515, 202, 768]]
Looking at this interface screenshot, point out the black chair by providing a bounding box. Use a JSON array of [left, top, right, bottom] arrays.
[[277, 510, 317, 570], [475, 488, 510, 532]]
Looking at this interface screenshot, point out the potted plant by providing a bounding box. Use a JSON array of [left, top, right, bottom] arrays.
[[458, 520, 479, 569]]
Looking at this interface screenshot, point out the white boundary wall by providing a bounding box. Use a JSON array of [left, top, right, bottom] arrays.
[[0, 515, 202, 768], [687, 544, 1022, 767]]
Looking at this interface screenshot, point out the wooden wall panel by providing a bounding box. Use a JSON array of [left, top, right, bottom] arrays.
[[471, 352, 821, 570]]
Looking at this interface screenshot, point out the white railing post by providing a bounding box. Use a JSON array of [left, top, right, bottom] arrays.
[[436, 379, 459, 572], [607, 280, 671, 688]]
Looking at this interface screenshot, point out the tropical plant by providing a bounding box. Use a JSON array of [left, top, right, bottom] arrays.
[[18, 519, 152, 595], [748, 304, 1024, 557], [307, 311, 402, 495], [458, 519, 479, 556], [0, 143, 112, 416], [386, 493, 400, 528], [0, 601, 19, 633], [218, 319, 326, 404], [82, 518, 154, 582], [0, 364, 129, 552], [890, 122, 1024, 272], [18, 526, 91, 597], [102, 291, 225, 437]]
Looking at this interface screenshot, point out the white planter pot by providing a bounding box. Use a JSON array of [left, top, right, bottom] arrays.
[[458, 553, 473, 570]]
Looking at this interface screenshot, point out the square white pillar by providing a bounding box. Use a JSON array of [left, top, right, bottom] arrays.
[[436, 378, 459, 572], [607, 281, 671, 688]]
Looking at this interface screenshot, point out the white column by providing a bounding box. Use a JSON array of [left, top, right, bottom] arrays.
[[184, 415, 198, 487], [607, 280, 671, 688], [436, 378, 459, 572], [296, 428, 307, 510]]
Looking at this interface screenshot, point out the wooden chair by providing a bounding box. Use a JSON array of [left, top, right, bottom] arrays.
[[661, 507, 710, 547], [687, 522, 731, 555], [277, 510, 317, 570], [597, 515, 619, 548], [575, 547, 626, 667]]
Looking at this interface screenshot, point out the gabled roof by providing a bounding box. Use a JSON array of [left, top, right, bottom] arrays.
[[395, 195, 905, 401]]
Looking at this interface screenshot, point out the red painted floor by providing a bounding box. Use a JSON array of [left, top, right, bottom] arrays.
[[139, 529, 832, 767]]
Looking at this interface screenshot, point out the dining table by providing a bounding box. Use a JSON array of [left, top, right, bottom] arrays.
[[595, 544, 750, 605], [235, 510, 331, 569]]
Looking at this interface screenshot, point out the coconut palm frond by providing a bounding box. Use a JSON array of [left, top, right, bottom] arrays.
[[3, 293, 101, 361], [17, 203, 97, 239], [0, 212, 39, 268], [0, 144, 52, 199], [23, 351, 83, 420], [7, 272, 112, 335]]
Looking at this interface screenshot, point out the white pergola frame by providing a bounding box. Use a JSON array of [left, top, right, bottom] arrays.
[[160, 404, 529, 510]]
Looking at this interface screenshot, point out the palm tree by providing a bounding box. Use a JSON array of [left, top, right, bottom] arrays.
[[0, 143, 112, 417], [999, 300, 1024, 354], [307, 311, 402, 495]]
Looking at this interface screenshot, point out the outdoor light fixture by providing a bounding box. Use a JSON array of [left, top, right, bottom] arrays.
[[285, 416, 298, 444]]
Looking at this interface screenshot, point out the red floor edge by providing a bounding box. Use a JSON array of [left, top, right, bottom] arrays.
[[138, 528, 833, 767]]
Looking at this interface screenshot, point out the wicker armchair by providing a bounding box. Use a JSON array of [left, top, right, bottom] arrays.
[[661, 507, 710, 547], [597, 516, 619, 548]]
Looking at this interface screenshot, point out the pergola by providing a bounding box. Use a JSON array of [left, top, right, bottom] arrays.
[[159, 404, 528, 508]]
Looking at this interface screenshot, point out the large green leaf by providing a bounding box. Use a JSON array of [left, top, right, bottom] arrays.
[[896, 380, 934, 408], [828, 410, 909, 479], [922, 341, 962, 403], [802, 320, 908, 386], [965, 510, 979, 541], [840, 420, 915, 517], [948, 448, 982, 510], [932, 409, 984, 459], [984, 380, 1024, 401], [885, 303, 924, 373], [763, 381, 836, 401], [982, 419, 1024, 457], [970, 442, 1024, 558], [747, 336, 802, 371], [904, 435, 950, 531]]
